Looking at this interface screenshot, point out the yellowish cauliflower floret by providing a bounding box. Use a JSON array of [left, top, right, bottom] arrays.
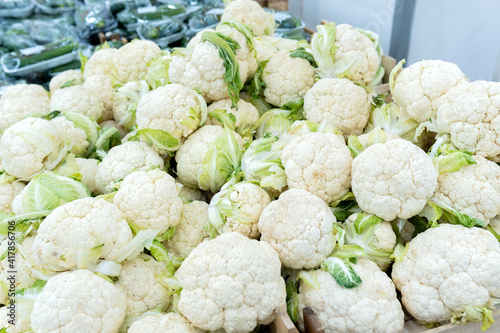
[[83, 47, 118, 79], [30, 269, 127, 332], [128, 313, 198, 333], [0, 84, 50, 132], [113, 40, 161, 84], [50, 85, 104, 121], [175, 232, 286, 332], [31, 197, 133, 270], [175, 178, 207, 204], [0, 307, 31, 332], [262, 50, 316, 107], [392, 59, 468, 123], [281, 132, 352, 204], [165, 201, 210, 258], [352, 139, 437, 221], [206, 98, 259, 128], [75, 157, 99, 194], [114, 169, 183, 234], [95, 141, 164, 194], [50, 116, 89, 156], [221, 0, 274, 36], [115, 254, 172, 315], [258, 189, 337, 269], [304, 78, 372, 136], [49, 70, 84, 92], [84, 74, 115, 121], [297, 260, 405, 333]]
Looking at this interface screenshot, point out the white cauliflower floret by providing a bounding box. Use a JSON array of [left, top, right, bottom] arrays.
[[392, 60, 468, 123], [136, 84, 205, 139], [432, 155, 500, 226], [175, 232, 286, 333], [30, 269, 127, 332], [50, 116, 89, 155], [0, 118, 67, 180], [392, 224, 500, 325], [50, 85, 104, 121], [258, 189, 337, 269], [31, 197, 132, 270], [221, 0, 274, 36], [84, 74, 114, 121], [352, 139, 437, 221], [436, 81, 500, 161], [304, 78, 372, 136], [75, 157, 99, 194], [206, 98, 259, 129], [114, 169, 183, 234], [115, 254, 172, 315], [0, 307, 31, 333], [49, 70, 83, 92], [113, 40, 161, 84], [128, 313, 198, 333], [175, 178, 207, 204], [0, 84, 50, 132], [165, 201, 209, 258], [262, 50, 316, 107], [95, 141, 164, 194], [281, 132, 352, 204], [83, 47, 118, 79], [297, 260, 404, 333], [0, 178, 25, 214]]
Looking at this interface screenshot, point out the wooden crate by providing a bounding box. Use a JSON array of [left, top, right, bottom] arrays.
[[267, 0, 288, 11]]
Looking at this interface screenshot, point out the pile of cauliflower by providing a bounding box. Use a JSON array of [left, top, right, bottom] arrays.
[[0, 1, 499, 332]]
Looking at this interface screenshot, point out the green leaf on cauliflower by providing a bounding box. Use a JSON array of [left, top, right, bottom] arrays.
[[219, 20, 255, 51], [431, 198, 485, 228], [249, 59, 269, 99], [321, 256, 362, 289], [128, 128, 180, 153], [145, 57, 171, 90], [285, 278, 299, 323], [289, 47, 317, 68]]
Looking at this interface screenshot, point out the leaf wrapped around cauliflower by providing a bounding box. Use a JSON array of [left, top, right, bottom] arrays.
[[112, 80, 151, 132]]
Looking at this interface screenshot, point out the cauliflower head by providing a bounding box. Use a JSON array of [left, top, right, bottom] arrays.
[[432, 155, 500, 226], [186, 28, 215, 48], [50, 85, 104, 121], [75, 157, 99, 194], [83, 74, 115, 121], [0, 84, 50, 132], [206, 98, 259, 129], [175, 232, 286, 333], [115, 254, 172, 315], [0, 118, 67, 180], [165, 201, 210, 258], [112, 40, 161, 83], [175, 177, 207, 204], [297, 260, 404, 333], [136, 84, 206, 139], [436, 81, 500, 161], [31, 197, 133, 270], [95, 141, 164, 194], [281, 132, 352, 204], [0, 307, 31, 333], [128, 313, 198, 333], [30, 269, 127, 333], [262, 50, 316, 107], [258, 189, 337, 269], [392, 60, 468, 123], [49, 70, 84, 92], [352, 139, 437, 221], [304, 78, 372, 136], [0, 177, 25, 214], [221, 0, 274, 36], [392, 224, 500, 325], [83, 47, 118, 79], [114, 169, 183, 234], [50, 116, 89, 156]]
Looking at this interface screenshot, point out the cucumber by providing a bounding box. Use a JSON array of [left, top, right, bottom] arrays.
[[14, 38, 79, 68]]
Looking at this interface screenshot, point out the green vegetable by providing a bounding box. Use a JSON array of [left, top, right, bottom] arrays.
[[321, 257, 362, 289], [11, 38, 78, 69]]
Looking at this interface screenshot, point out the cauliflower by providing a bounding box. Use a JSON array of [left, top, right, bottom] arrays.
[[186, 28, 215, 48], [83, 47, 118, 79], [0, 84, 50, 132], [50, 115, 90, 156], [432, 155, 500, 226], [392, 224, 500, 328], [50, 85, 104, 121], [262, 50, 316, 107], [175, 232, 286, 332], [436, 81, 500, 161], [281, 132, 352, 204], [165, 201, 209, 258], [95, 141, 164, 194], [0, 173, 25, 214], [0, 118, 68, 180], [112, 80, 150, 131], [258, 189, 337, 269], [0, 307, 31, 333], [114, 169, 183, 234], [297, 260, 404, 333], [115, 254, 172, 315], [352, 139, 437, 221], [75, 157, 99, 194], [175, 125, 244, 193], [311, 23, 380, 86], [207, 180, 271, 239], [99, 120, 126, 138], [83, 74, 115, 121], [304, 78, 372, 136], [128, 313, 198, 333], [206, 98, 259, 129], [31, 197, 132, 270], [49, 70, 84, 92], [30, 269, 127, 332], [391, 60, 468, 123], [175, 178, 207, 204], [254, 36, 306, 62], [136, 84, 207, 139], [221, 0, 274, 36], [112, 40, 161, 84]]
